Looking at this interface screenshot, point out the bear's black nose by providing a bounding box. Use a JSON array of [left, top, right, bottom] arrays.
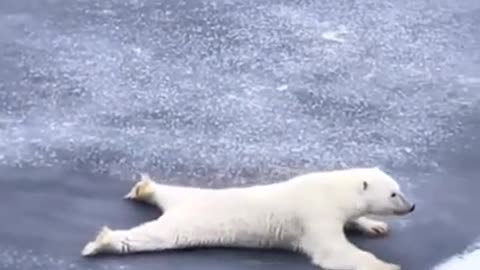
[[409, 204, 416, 212]]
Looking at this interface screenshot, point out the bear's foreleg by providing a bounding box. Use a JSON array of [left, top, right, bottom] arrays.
[[124, 173, 214, 211], [301, 226, 400, 270]]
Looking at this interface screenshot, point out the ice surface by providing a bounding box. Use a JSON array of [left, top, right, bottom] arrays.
[[0, 1, 479, 269], [0, 246, 131, 270], [434, 240, 480, 270]]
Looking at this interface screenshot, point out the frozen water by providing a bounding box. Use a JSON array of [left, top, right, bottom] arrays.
[[0, 1, 479, 269], [434, 240, 480, 270], [0, 246, 131, 270], [0, 0, 479, 187]]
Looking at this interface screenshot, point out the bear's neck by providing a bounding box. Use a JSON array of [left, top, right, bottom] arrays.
[[331, 190, 369, 222]]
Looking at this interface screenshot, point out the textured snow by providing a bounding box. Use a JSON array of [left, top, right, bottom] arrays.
[[0, 0, 479, 188]]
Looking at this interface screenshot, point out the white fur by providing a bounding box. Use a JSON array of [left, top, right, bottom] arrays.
[[82, 167, 414, 270]]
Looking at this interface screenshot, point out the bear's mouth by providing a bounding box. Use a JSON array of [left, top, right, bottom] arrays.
[[393, 204, 416, 215], [393, 210, 410, 215]]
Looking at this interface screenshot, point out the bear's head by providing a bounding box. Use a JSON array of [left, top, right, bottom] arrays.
[[359, 167, 415, 216]]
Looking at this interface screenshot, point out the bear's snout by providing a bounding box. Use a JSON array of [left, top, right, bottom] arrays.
[[393, 202, 415, 215]]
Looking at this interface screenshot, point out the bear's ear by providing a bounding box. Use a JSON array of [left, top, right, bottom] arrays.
[[363, 181, 368, 191]]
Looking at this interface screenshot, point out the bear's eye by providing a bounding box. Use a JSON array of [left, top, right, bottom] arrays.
[[390, 192, 397, 198]]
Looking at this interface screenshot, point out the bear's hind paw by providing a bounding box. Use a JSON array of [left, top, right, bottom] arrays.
[[124, 173, 154, 201], [96, 226, 113, 243], [81, 226, 113, 257], [81, 241, 98, 257]]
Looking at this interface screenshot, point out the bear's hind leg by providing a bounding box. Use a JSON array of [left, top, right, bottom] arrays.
[[124, 173, 209, 211], [82, 217, 176, 256], [81, 211, 237, 257]]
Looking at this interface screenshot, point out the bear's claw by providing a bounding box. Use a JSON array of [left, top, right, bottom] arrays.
[[353, 217, 389, 237], [364, 220, 389, 236]]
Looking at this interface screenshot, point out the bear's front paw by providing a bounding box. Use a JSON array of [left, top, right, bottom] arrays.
[[384, 263, 401, 270], [359, 261, 400, 270], [364, 220, 388, 236], [124, 173, 154, 201], [354, 217, 389, 237]]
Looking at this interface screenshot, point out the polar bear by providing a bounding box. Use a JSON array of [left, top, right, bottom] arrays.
[[81, 167, 415, 270]]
